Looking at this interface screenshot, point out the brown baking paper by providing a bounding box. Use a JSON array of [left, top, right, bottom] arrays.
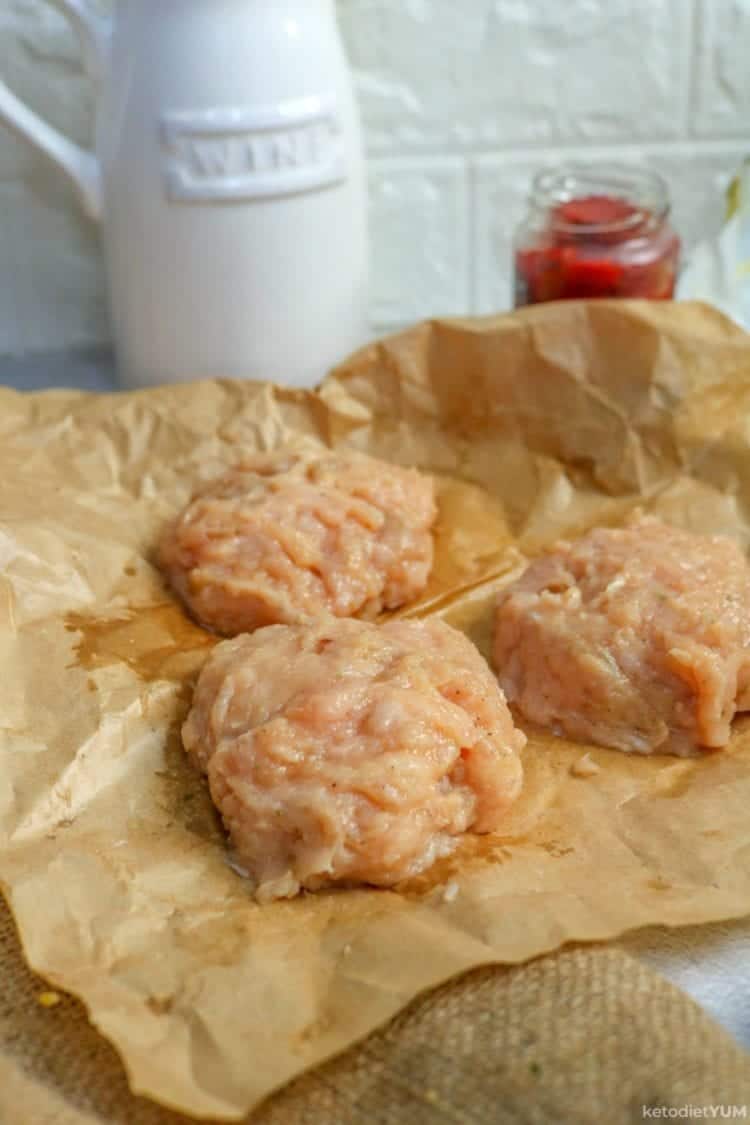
[[3, 300, 750, 1121]]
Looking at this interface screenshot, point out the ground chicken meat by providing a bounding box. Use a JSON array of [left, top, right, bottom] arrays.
[[493, 514, 750, 757], [182, 617, 525, 900], [158, 449, 437, 635]]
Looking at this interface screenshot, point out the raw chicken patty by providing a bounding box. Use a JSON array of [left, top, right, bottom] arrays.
[[183, 617, 525, 900], [493, 514, 750, 757], [159, 449, 437, 635]]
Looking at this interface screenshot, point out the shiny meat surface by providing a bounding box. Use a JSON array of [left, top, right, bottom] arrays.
[[494, 515, 750, 757], [159, 449, 436, 635], [183, 618, 525, 900]]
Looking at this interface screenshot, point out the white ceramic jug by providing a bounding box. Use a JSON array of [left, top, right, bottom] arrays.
[[0, 0, 369, 388]]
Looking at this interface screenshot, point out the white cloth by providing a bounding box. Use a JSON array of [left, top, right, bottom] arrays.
[[621, 918, 750, 1050]]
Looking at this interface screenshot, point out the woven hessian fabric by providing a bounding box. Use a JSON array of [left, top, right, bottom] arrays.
[[1, 899, 748, 1125]]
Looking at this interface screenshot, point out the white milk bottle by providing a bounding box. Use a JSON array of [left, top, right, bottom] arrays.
[[0, 0, 370, 388]]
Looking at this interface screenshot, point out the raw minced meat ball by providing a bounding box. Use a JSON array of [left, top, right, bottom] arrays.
[[182, 617, 525, 901], [493, 514, 750, 757], [158, 449, 436, 635]]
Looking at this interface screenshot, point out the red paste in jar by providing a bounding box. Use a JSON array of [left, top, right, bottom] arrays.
[[514, 188, 681, 306]]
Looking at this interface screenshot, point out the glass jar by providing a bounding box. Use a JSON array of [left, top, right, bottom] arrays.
[[513, 164, 681, 307]]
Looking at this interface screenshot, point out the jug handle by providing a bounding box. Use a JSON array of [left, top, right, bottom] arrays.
[[0, 0, 110, 221]]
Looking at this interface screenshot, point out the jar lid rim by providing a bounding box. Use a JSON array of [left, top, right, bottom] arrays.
[[530, 163, 670, 234]]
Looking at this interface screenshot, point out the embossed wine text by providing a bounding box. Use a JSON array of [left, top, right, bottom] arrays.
[[161, 96, 345, 202]]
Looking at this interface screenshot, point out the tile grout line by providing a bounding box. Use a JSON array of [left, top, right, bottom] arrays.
[[365, 138, 750, 168]]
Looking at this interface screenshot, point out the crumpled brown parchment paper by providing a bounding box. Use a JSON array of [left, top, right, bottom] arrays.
[[2, 300, 750, 1121]]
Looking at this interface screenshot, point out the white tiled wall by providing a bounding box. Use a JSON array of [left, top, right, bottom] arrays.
[[1, 0, 750, 354]]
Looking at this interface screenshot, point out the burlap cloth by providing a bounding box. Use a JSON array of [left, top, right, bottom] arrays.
[[1, 898, 748, 1125]]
